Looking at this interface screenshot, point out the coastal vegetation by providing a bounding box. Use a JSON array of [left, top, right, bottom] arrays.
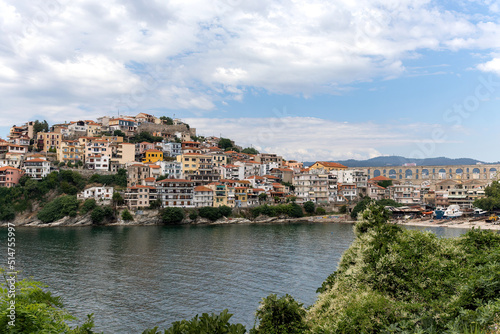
[[2, 203, 500, 333], [474, 180, 500, 211]]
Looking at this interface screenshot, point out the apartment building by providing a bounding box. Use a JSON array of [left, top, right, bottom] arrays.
[[22, 157, 51, 180], [37, 132, 62, 152], [194, 186, 214, 207], [0, 166, 24, 187], [156, 179, 194, 208]]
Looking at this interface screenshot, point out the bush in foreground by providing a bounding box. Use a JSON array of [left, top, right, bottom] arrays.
[[161, 207, 185, 224], [142, 309, 245, 334]]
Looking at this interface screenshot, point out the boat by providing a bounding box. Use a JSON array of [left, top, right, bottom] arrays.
[[443, 205, 463, 218], [473, 207, 488, 216], [433, 207, 446, 219]]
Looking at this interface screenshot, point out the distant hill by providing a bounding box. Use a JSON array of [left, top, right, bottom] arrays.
[[304, 156, 493, 168]]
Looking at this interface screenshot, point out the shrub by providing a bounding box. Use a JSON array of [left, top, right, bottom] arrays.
[[218, 205, 232, 217], [316, 207, 326, 215], [339, 205, 347, 214], [250, 294, 308, 334], [90, 206, 114, 224], [188, 210, 198, 220], [37, 195, 79, 223], [80, 199, 97, 214], [303, 201, 315, 214], [0, 206, 15, 221], [288, 203, 304, 218], [143, 309, 245, 334], [121, 209, 133, 221], [161, 207, 185, 224], [0, 269, 97, 332], [199, 206, 222, 221]]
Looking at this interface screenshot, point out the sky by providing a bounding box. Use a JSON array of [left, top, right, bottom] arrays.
[[1, 0, 500, 162]]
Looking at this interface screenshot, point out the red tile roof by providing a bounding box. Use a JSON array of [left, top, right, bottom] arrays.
[[194, 186, 213, 192]]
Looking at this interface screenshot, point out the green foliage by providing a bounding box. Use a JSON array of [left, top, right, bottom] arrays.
[[350, 196, 372, 219], [130, 131, 163, 143], [339, 204, 348, 214], [188, 210, 198, 220], [0, 269, 98, 333], [251, 203, 303, 218], [218, 205, 232, 217], [316, 207, 326, 215], [309, 203, 500, 333], [160, 116, 174, 125], [121, 209, 134, 221], [258, 193, 268, 203], [377, 180, 393, 188], [303, 201, 315, 214], [80, 198, 97, 214], [143, 309, 245, 334], [112, 192, 124, 206], [0, 206, 15, 221], [376, 198, 403, 207], [250, 294, 308, 334], [149, 199, 162, 209], [90, 206, 114, 224], [113, 129, 126, 137], [474, 180, 500, 211], [241, 147, 259, 154], [218, 138, 233, 150], [89, 169, 127, 188], [199, 206, 222, 221], [161, 207, 185, 224], [37, 195, 79, 223], [32, 119, 49, 135]]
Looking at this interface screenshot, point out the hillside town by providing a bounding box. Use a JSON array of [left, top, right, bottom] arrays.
[[1, 113, 499, 214]]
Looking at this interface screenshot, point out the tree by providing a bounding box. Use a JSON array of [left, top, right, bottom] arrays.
[[160, 116, 174, 125], [258, 193, 268, 203], [474, 181, 500, 211], [350, 196, 372, 220], [161, 207, 185, 224], [303, 201, 315, 214], [80, 199, 97, 214], [218, 205, 232, 217], [121, 209, 133, 221], [199, 206, 222, 221], [218, 138, 233, 150], [316, 207, 326, 215], [377, 180, 393, 188], [241, 147, 259, 154], [112, 192, 124, 207], [38, 195, 79, 223], [113, 129, 126, 137], [339, 205, 348, 214], [288, 203, 304, 218], [250, 294, 308, 334]]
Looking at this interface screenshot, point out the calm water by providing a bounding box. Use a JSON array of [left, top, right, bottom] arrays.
[[0, 223, 471, 333]]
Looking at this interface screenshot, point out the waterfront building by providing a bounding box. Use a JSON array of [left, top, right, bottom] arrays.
[[194, 186, 214, 207], [156, 179, 194, 208], [125, 185, 157, 209], [0, 166, 24, 187], [77, 186, 114, 204]]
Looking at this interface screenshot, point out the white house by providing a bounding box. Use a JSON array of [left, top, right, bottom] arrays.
[[77, 186, 114, 204]]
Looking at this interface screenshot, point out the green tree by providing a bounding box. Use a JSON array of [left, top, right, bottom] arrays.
[[113, 129, 126, 137], [250, 294, 308, 334], [160, 116, 174, 125], [161, 207, 185, 224], [303, 201, 315, 214], [377, 180, 393, 188], [350, 196, 372, 220], [241, 147, 259, 154], [80, 199, 97, 214], [258, 193, 268, 203], [199, 206, 222, 221], [474, 180, 500, 211], [112, 192, 124, 207], [218, 138, 233, 150], [316, 207, 326, 215], [188, 210, 198, 220], [38, 195, 79, 223], [121, 209, 134, 221], [143, 309, 245, 334], [288, 203, 304, 218], [0, 269, 97, 333], [218, 205, 232, 217]]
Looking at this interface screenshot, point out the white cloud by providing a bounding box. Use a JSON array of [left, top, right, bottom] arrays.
[[0, 0, 500, 128], [184, 116, 459, 161], [477, 57, 500, 75]]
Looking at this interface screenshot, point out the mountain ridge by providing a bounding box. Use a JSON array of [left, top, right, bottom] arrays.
[[303, 156, 498, 168]]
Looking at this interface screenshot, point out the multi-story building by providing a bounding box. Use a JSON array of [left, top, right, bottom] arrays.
[[127, 164, 153, 187], [194, 186, 214, 207], [77, 186, 114, 204], [58, 140, 84, 165], [85, 154, 109, 171], [110, 142, 135, 171], [22, 157, 51, 180], [142, 149, 163, 163], [37, 132, 62, 152], [0, 166, 24, 187], [390, 184, 421, 205], [85, 139, 111, 160], [160, 141, 182, 157], [125, 185, 157, 209], [255, 153, 283, 166], [86, 121, 102, 137], [293, 173, 328, 204], [109, 118, 137, 135], [158, 161, 182, 179], [207, 183, 228, 207], [156, 179, 194, 208], [309, 161, 348, 172]]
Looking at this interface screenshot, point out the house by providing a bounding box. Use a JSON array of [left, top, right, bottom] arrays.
[[85, 154, 109, 171], [156, 179, 194, 208], [142, 149, 163, 163], [108, 118, 137, 135], [85, 139, 111, 160], [158, 161, 182, 179], [194, 186, 214, 207], [77, 186, 114, 204], [207, 183, 228, 207], [124, 185, 157, 209], [0, 166, 24, 188], [110, 142, 135, 171], [293, 173, 328, 204], [58, 140, 84, 165], [22, 157, 51, 180], [270, 168, 294, 183], [160, 141, 182, 157], [36, 132, 62, 152], [309, 161, 348, 172]]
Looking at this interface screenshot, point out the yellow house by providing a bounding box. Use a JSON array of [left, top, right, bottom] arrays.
[[207, 183, 229, 207], [58, 140, 84, 165], [142, 149, 163, 163], [177, 153, 212, 177], [309, 161, 348, 171]]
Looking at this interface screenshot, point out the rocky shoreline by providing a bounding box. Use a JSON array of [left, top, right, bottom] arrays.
[[2, 212, 500, 231]]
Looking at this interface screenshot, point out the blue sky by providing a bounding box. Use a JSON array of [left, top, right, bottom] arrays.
[[1, 0, 500, 162]]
